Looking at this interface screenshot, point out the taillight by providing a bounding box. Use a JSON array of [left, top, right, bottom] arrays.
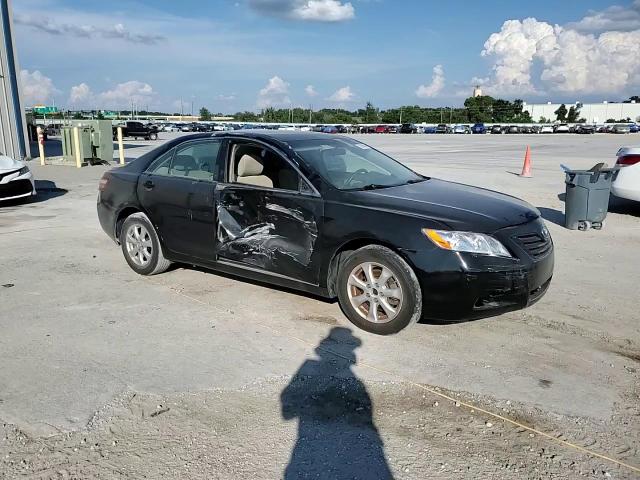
[[616, 155, 640, 167], [98, 173, 110, 191]]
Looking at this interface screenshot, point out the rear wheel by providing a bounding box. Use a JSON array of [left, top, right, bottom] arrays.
[[337, 245, 422, 335], [120, 213, 171, 275], [149, 132, 158, 140]]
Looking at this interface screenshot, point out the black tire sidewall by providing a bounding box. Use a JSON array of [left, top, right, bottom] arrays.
[[337, 246, 421, 335], [120, 214, 162, 275]]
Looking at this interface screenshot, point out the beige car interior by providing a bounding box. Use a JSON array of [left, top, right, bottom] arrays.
[[232, 144, 300, 191], [236, 153, 273, 188]]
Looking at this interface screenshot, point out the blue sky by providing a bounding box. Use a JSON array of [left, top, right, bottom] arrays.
[[13, 0, 640, 112]]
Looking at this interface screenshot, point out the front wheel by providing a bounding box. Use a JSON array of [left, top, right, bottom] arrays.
[[120, 212, 171, 275], [337, 245, 422, 335], [149, 132, 158, 140]]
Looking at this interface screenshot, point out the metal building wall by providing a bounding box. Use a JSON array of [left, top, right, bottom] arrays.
[[0, 0, 28, 160]]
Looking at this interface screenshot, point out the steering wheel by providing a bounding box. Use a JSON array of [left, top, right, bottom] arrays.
[[344, 168, 369, 187]]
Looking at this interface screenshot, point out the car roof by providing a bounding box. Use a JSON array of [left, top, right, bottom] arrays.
[[212, 129, 338, 143]]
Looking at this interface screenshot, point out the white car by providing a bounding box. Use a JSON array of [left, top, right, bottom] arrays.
[[0, 155, 36, 202], [612, 146, 640, 201], [554, 123, 570, 133], [540, 125, 554, 133]]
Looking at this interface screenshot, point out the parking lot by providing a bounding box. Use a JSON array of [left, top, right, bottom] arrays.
[[1, 133, 639, 478]]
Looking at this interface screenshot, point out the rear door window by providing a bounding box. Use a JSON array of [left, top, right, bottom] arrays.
[[171, 140, 223, 181]]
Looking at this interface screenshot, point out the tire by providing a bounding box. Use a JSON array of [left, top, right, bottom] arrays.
[[336, 245, 422, 335], [119, 212, 171, 275], [149, 132, 158, 140]]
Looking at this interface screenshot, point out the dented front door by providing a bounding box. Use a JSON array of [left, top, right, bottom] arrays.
[[214, 185, 323, 285]]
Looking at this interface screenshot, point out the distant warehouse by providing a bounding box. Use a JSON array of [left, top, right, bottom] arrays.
[[523, 101, 640, 124]]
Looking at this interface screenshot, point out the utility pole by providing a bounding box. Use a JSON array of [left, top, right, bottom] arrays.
[[309, 105, 312, 124], [399, 107, 403, 124], [449, 107, 452, 124]]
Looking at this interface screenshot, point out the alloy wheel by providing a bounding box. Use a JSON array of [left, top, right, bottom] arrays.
[[125, 223, 153, 267], [347, 262, 403, 324]]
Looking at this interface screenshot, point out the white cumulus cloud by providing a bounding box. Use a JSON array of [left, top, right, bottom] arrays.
[[69, 83, 93, 105], [481, 4, 640, 96], [305, 84, 318, 96], [415, 65, 445, 98], [248, 0, 354, 22], [328, 86, 354, 102], [99, 80, 155, 107], [19, 70, 59, 106], [257, 76, 291, 108], [69, 80, 156, 108]]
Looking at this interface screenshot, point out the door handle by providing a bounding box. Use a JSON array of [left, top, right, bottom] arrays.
[[143, 180, 155, 190]]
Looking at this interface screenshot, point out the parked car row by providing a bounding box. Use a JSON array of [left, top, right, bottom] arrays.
[[308, 122, 640, 135]]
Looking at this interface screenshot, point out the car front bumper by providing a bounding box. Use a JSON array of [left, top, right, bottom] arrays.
[[404, 221, 554, 322], [0, 171, 36, 201]]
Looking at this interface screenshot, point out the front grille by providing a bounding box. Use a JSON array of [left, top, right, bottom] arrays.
[[0, 179, 33, 199], [513, 232, 552, 259]]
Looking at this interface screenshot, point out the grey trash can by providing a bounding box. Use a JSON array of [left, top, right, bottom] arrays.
[[564, 164, 615, 230]]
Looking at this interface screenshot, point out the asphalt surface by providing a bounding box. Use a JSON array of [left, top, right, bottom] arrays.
[[1, 132, 639, 478]]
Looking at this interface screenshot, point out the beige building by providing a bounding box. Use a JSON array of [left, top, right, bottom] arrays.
[[523, 101, 640, 124]]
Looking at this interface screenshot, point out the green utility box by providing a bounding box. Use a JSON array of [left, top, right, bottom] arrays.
[[61, 120, 114, 165]]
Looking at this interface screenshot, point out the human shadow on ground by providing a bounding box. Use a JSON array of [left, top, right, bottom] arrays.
[[280, 327, 394, 480]]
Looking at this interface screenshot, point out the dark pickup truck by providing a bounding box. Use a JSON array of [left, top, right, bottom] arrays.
[[113, 121, 158, 140]]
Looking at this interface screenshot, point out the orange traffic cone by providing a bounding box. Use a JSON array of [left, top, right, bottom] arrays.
[[520, 146, 532, 177]]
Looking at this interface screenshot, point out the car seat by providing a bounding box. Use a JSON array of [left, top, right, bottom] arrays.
[[236, 153, 273, 188]]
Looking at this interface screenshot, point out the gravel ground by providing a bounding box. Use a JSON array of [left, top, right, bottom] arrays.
[[1, 133, 639, 479]]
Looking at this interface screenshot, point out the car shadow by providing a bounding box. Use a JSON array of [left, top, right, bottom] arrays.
[[608, 196, 640, 217], [281, 327, 394, 479], [0, 180, 67, 207], [173, 263, 335, 304]]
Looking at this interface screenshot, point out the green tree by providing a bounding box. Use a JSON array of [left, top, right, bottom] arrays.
[[464, 95, 494, 123], [72, 112, 84, 119], [492, 99, 514, 122], [566, 106, 581, 123], [233, 111, 259, 122], [96, 111, 105, 120], [363, 102, 378, 123], [538, 116, 549, 123], [554, 104, 568, 122], [199, 107, 212, 121]]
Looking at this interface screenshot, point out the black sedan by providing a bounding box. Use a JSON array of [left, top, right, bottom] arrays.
[[97, 131, 553, 335]]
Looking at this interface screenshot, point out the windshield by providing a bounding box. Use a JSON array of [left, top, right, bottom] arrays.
[[288, 137, 423, 190]]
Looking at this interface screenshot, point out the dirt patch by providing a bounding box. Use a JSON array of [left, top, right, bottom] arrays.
[[297, 314, 338, 325], [615, 350, 640, 364], [1, 379, 638, 479]]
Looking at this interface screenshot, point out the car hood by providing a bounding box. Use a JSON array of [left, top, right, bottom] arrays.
[[0, 155, 25, 172], [346, 179, 540, 232]]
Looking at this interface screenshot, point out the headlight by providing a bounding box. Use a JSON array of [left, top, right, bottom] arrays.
[[18, 166, 30, 175], [422, 229, 512, 258]]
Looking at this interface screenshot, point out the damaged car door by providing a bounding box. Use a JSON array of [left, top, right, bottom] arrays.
[[214, 141, 323, 285]]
